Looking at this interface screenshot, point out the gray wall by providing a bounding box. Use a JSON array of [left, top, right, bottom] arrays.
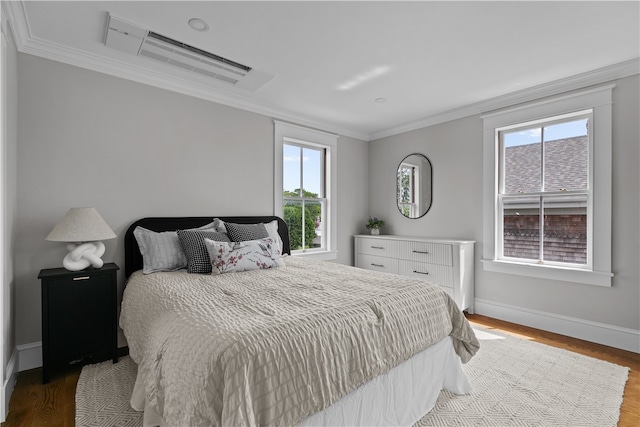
[[369, 76, 640, 331], [3, 19, 18, 380], [337, 135, 369, 264], [16, 53, 368, 346]]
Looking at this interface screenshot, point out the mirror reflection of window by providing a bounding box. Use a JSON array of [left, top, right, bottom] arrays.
[[397, 162, 420, 217], [396, 154, 432, 219]]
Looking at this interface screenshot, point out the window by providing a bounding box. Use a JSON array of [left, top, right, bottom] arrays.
[[482, 85, 613, 286], [274, 121, 337, 259], [397, 161, 420, 217], [282, 143, 326, 251], [498, 112, 590, 267]]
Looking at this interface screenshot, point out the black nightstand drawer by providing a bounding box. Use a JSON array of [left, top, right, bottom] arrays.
[[39, 263, 119, 383]]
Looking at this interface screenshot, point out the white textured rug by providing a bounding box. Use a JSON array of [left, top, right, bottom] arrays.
[[76, 327, 629, 427]]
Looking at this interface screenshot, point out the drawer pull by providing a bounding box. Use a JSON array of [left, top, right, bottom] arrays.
[[371, 246, 385, 250], [413, 270, 429, 275], [73, 276, 91, 281], [412, 250, 430, 255], [371, 263, 385, 268]]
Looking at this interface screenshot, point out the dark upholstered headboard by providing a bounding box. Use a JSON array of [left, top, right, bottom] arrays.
[[124, 216, 290, 277]]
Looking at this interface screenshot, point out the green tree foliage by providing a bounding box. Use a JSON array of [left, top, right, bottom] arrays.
[[397, 167, 413, 216], [283, 204, 317, 250], [397, 168, 412, 203], [283, 189, 320, 250]]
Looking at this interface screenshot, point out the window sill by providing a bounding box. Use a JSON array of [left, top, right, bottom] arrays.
[[482, 259, 613, 287], [292, 250, 338, 261]]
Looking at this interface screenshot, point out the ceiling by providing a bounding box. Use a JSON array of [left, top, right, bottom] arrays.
[[6, 1, 640, 141]]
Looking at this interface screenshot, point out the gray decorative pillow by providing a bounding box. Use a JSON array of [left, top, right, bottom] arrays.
[[133, 227, 187, 274], [178, 230, 231, 274], [225, 222, 269, 242]]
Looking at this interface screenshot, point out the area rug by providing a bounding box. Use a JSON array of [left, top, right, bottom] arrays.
[[75, 327, 629, 426]]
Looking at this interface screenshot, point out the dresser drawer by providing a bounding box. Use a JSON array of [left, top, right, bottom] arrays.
[[356, 254, 399, 275], [398, 241, 452, 266], [398, 260, 453, 287], [356, 237, 399, 257]]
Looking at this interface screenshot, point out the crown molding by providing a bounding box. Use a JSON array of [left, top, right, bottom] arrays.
[[2, 1, 29, 47], [5, 1, 369, 142], [369, 58, 640, 141]]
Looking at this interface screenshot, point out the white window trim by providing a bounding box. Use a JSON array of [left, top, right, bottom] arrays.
[[481, 84, 614, 287], [274, 120, 338, 260], [0, 10, 7, 421]]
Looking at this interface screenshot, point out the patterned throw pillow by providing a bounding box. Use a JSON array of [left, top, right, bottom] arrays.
[[204, 238, 284, 275], [177, 230, 231, 274], [225, 222, 269, 242]]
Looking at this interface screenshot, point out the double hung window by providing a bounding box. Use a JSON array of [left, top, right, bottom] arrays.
[[274, 121, 337, 259], [282, 143, 326, 251], [498, 112, 591, 267], [482, 85, 613, 286]]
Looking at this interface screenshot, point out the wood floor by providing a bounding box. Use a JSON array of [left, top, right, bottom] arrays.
[[2, 314, 638, 427]]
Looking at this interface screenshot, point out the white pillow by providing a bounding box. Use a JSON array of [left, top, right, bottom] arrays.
[[133, 221, 217, 274], [212, 218, 226, 232], [204, 238, 284, 275], [264, 220, 284, 254]]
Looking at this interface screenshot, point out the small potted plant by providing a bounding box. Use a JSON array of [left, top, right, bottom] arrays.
[[366, 217, 385, 235]]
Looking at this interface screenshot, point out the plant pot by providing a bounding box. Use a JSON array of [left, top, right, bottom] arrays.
[[370, 228, 380, 235]]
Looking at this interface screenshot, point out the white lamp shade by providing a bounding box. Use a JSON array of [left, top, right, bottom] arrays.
[[46, 207, 116, 242]]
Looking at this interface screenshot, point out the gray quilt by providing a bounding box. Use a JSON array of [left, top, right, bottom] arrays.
[[119, 256, 479, 426]]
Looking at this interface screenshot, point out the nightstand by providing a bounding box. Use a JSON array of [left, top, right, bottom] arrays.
[[39, 263, 119, 384]]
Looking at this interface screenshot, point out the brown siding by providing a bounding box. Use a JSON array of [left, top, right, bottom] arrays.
[[504, 214, 587, 264]]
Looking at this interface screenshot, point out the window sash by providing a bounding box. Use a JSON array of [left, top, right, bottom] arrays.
[[497, 190, 590, 268], [283, 141, 326, 198], [283, 197, 327, 252], [496, 112, 593, 269], [498, 111, 592, 195]]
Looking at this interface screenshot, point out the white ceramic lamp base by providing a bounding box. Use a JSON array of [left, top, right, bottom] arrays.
[[62, 241, 106, 271]]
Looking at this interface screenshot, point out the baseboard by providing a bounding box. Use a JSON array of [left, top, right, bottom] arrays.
[[1, 348, 18, 422], [17, 341, 42, 372], [475, 298, 640, 353], [16, 343, 130, 373]]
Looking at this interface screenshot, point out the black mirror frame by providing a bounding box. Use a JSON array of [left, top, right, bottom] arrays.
[[396, 153, 433, 219]]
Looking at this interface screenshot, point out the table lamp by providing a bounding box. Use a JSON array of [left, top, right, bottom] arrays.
[[46, 207, 116, 271]]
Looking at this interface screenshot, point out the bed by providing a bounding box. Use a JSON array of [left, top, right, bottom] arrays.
[[120, 216, 480, 426]]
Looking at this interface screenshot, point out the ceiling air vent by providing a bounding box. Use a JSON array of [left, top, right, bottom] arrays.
[[104, 15, 275, 91]]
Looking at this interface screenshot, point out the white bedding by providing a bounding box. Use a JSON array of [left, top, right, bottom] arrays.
[[120, 256, 479, 426]]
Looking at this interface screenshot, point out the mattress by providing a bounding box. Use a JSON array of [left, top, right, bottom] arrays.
[[119, 256, 479, 426]]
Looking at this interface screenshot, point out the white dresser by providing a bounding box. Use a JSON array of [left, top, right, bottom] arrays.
[[354, 235, 475, 313]]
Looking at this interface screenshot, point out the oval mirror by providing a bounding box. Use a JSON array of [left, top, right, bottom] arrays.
[[396, 154, 432, 218]]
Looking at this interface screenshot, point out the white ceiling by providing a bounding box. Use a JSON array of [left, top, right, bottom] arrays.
[[6, 1, 640, 141]]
